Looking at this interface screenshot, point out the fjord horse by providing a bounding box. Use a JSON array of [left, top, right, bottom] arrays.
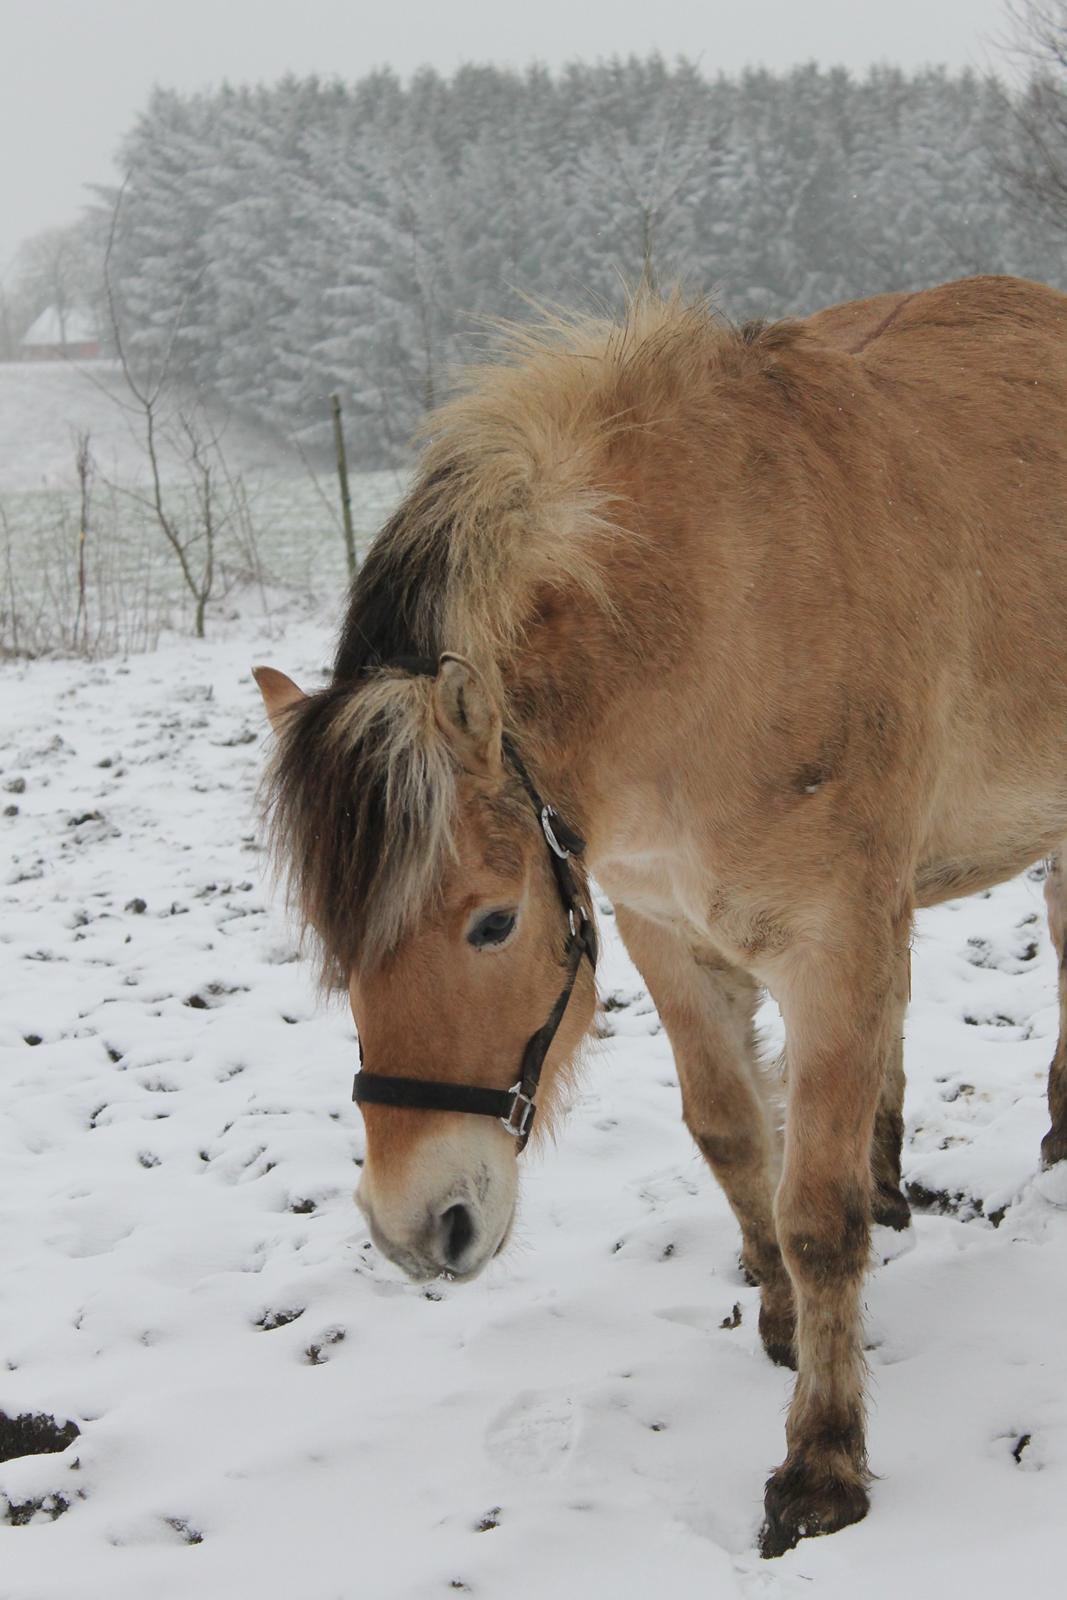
[[256, 275, 1067, 1556]]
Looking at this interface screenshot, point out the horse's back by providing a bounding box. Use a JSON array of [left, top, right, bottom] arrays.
[[805, 274, 1067, 364], [804, 278, 1067, 887], [803, 286, 915, 354]]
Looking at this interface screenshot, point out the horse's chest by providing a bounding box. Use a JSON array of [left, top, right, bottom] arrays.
[[597, 849, 771, 963], [597, 848, 705, 926]]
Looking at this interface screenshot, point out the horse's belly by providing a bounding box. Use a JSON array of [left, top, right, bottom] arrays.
[[915, 782, 1067, 907]]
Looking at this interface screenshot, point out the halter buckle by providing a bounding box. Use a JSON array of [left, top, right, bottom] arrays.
[[501, 1082, 535, 1140], [540, 805, 571, 859]]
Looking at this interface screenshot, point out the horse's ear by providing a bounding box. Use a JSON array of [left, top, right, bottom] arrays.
[[253, 666, 307, 733], [432, 655, 503, 777]]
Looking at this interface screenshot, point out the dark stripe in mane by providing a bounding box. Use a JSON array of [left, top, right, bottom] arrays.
[[333, 470, 453, 681], [263, 471, 467, 983]]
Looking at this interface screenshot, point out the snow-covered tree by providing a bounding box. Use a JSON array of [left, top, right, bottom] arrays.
[[81, 58, 1062, 465]]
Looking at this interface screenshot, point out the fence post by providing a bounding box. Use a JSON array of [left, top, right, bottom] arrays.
[[330, 393, 357, 579]]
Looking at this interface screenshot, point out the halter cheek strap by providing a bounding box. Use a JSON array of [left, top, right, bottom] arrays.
[[351, 668, 597, 1152]]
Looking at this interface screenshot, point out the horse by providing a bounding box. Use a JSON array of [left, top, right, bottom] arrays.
[[255, 274, 1067, 1557]]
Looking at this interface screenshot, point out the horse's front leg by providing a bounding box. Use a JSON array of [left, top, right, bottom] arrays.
[[759, 906, 910, 1557], [614, 908, 795, 1367]]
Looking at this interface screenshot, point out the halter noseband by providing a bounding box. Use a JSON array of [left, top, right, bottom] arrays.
[[351, 660, 597, 1152]]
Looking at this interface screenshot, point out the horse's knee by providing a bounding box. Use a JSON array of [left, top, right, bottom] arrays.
[[778, 1188, 869, 1289], [692, 1127, 760, 1172]]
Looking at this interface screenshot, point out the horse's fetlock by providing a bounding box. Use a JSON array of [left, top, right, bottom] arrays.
[[759, 1287, 797, 1369], [871, 1181, 911, 1232], [874, 1106, 904, 1147], [787, 1407, 867, 1473], [1041, 1124, 1067, 1169], [872, 1106, 905, 1188]]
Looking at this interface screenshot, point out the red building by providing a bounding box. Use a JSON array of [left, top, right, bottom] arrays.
[[20, 306, 101, 361]]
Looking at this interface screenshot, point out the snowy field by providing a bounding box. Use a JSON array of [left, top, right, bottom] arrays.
[[2, 608, 1067, 1600]]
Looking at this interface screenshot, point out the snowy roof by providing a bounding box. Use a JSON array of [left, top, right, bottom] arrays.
[[21, 305, 98, 347]]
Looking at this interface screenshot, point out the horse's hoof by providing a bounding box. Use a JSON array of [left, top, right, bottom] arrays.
[[759, 1459, 869, 1558]]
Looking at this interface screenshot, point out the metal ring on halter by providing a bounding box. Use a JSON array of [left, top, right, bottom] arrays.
[[500, 1084, 536, 1140], [540, 805, 571, 859]]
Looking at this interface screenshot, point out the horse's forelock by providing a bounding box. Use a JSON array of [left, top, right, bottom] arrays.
[[264, 673, 459, 986]]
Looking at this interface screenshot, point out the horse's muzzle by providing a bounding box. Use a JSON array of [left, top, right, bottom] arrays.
[[356, 1148, 516, 1283]]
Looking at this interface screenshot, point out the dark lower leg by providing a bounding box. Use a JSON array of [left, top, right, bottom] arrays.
[[761, 1176, 872, 1556], [871, 952, 910, 1229], [1042, 1043, 1067, 1167], [871, 1058, 910, 1229], [1043, 855, 1067, 1168], [691, 1125, 795, 1368]]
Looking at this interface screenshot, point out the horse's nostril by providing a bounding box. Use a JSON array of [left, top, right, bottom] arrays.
[[440, 1202, 476, 1266]]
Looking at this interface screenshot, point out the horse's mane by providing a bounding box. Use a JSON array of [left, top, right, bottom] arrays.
[[263, 292, 747, 979]]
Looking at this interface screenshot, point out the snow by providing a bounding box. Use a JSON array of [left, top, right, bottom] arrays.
[[2, 615, 1066, 1598]]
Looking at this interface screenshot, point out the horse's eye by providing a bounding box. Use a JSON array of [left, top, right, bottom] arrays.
[[468, 908, 518, 949]]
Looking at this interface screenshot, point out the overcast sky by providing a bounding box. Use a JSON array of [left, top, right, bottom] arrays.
[[2, 0, 1011, 280]]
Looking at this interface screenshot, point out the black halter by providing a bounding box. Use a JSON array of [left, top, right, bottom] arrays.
[[351, 661, 597, 1152]]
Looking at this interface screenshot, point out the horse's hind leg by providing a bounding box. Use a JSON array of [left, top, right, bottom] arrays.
[[870, 948, 911, 1232], [1042, 851, 1067, 1167], [615, 907, 795, 1367]]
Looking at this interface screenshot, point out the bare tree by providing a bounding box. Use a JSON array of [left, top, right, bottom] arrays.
[[579, 86, 718, 297], [999, 3, 1067, 227], [606, 126, 700, 294], [100, 193, 227, 638]]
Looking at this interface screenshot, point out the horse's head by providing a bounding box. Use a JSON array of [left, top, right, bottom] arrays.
[[255, 655, 597, 1283]]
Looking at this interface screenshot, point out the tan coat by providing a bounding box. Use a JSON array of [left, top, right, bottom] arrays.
[[259, 276, 1067, 1556]]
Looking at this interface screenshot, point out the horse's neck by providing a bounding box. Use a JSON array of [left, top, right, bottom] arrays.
[[510, 623, 701, 925]]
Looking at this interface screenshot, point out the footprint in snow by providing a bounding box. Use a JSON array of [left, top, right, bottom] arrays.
[[485, 1391, 577, 1476], [869, 1221, 917, 1267]]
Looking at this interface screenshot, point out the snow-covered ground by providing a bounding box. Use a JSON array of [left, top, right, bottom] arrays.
[[2, 613, 1066, 1599]]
